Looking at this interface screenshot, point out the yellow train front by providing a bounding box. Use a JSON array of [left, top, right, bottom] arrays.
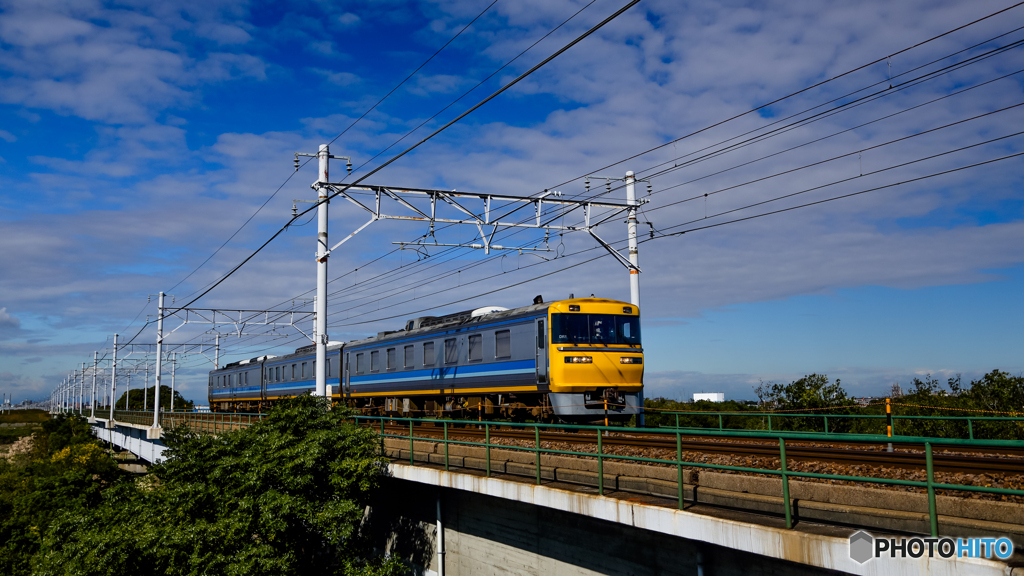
[[544, 298, 644, 421]]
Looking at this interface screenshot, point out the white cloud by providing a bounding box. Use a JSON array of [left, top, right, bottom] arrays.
[[0, 307, 19, 328], [0, 130, 16, 142], [0, 0, 263, 124], [338, 12, 360, 27]]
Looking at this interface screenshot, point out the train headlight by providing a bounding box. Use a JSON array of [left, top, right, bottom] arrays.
[[619, 357, 643, 364], [564, 356, 593, 364]]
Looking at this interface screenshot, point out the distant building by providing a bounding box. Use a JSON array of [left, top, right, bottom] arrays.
[[693, 393, 725, 402]]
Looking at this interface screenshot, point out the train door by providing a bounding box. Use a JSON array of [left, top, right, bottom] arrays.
[[535, 317, 547, 383], [343, 353, 352, 397], [261, 364, 267, 406]]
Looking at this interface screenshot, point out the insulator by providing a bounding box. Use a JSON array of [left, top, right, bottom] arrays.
[[647, 182, 652, 195], [347, 162, 352, 174], [605, 179, 611, 193], [584, 177, 590, 192]]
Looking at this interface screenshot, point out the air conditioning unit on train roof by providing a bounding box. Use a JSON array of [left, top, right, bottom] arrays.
[[471, 306, 508, 317]]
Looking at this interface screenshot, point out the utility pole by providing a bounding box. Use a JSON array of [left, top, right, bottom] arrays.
[[149, 292, 164, 438], [124, 372, 131, 411], [297, 143, 350, 398], [625, 170, 640, 308], [89, 351, 98, 423], [625, 170, 644, 428], [108, 334, 118, 424], [170, 352, 176, 412], [315, 144, 330, 398], [215, 334, 220, 369], [143, 363, 148, 411]]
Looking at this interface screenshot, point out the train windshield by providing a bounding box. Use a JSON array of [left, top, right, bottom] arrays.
[[550, 314, 641, 346]]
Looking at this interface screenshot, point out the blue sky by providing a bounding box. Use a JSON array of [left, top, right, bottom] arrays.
[[1, 0, 1023, 404]]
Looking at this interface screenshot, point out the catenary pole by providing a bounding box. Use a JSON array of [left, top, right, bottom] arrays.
[[170, 352, 176, 412], [109, 334, 118, 422], [89, 351, 97, 422], [625, 170, 645, 427], [625, 170, 640, 308], [150, 292, 164, 437], [315, 144, 329, 398]]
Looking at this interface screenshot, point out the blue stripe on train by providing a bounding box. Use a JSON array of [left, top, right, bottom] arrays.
[[350, 359, 535, 387]]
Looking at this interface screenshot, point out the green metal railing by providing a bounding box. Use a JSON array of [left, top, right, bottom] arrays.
[[106, 410, 266, 432], [353, 415, 1024, 538], [658, 411, 1024, 440], [91, 409, 1024, 537]]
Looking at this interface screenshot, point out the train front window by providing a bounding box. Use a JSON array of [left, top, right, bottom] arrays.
[[550, 314, 641, 345]]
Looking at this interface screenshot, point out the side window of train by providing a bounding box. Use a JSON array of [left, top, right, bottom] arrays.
[[370, 350, 380, 372], [495, 330, 511, 359], [444, 338, 458, 364], [276, 366, 281, 381], [292, 364, 297, 380], [468, 334, 482, 361], [404, 345, 414, 368], [356, 353, 364, 374], [302, 362, 308, 379], [423, 342, 435, 366], [537, 320, 545, 349], [387, 348, 396, 370], [327, 358, 332, 377], [245, 372, 249, 385]]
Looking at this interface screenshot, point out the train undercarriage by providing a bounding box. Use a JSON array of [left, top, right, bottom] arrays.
[[211, 388, 639, 423]]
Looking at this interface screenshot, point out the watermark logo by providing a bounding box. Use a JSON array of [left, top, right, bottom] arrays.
[[849, 531, 1014, 564]]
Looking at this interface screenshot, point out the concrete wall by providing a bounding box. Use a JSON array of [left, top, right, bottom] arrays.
[[362, 478, 846, 576]]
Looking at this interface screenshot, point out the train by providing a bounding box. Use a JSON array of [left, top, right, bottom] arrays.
[[208, 296, 643, 421]]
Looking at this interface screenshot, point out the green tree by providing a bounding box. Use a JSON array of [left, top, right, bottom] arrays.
[[114, 384, 190, 411], [0, 415, 120, 576], [34, 396, 402, 576]]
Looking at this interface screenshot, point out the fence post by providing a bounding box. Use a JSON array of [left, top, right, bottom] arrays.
[[968, 418, 974, 440], [886, 398, 894, 452], [535, 426, 541, 485], [780, 438, 792, 529], [718, 414, 723, 431], [409, 420, 415, 466], [485, 423, 491, 478], [768, 415, 772, 431], [444, 421, 449, 472], [824, 415, 829, 435], [677, 431, 683, 510], [597, 430, 604, 496], [675, 413, 679, 429], [926, 442, 938, 537]]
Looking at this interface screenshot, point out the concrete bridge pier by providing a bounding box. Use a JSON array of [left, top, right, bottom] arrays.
[[361, 477, 841, 576]]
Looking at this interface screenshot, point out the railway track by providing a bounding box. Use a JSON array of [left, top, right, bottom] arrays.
[[381, 424, 1024, 475]]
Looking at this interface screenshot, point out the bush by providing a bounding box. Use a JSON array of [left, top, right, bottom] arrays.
[[34, 396, 402, 576]]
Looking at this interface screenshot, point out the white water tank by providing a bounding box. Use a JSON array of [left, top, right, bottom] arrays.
[[693, 393, 725, 402], [471, 306, 509, 317]]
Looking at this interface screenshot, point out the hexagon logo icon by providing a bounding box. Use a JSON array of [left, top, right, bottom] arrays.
[[850, 531, 874, 564]]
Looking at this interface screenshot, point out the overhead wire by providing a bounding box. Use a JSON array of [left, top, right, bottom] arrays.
[[163, 0, 645, 321], [183, 1, 1024, 347], [114, 2, 1024, 362], [165, 0, 502, 299]]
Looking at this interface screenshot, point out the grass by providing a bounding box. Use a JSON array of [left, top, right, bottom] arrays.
[[0, 410, 50, 424], [0, 427, 38, 445]]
